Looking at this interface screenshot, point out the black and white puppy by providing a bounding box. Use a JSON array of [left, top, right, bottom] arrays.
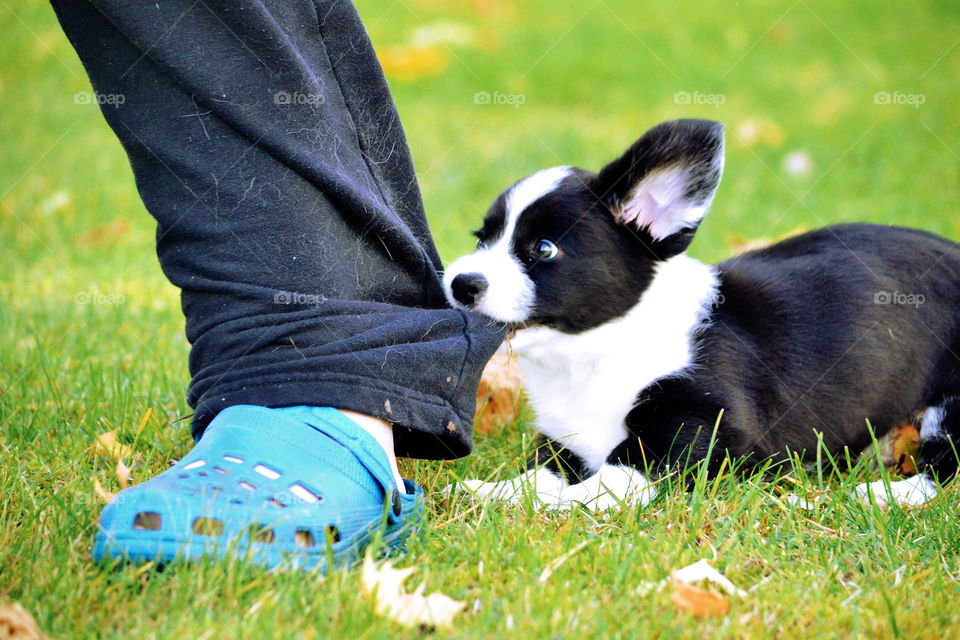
[[444, 119, 960, 510]]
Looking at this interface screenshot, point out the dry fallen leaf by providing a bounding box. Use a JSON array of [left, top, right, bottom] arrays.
[[375, 44, 449, 79], [890, 424, 920, 475], [361, 555, 465, 629], [672, 559, 746, 597], [0, 602, 49, 640], [733, 118, 785, 149], [93, 479, 116, 504], [671, 582, 730, 618], [474, 352, 523, 434], [668, 559, 746, 618], [93, 429, 141, 464], [80, 217, 130, 246], [92, 428, 140, 503]]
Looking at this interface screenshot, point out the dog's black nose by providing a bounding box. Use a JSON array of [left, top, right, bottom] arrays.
[[451, 273, 488, 307]]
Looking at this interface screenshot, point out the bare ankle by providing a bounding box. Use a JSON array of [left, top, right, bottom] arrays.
[[339, 410, 406, 494]]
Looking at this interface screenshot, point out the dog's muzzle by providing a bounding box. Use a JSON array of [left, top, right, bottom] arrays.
[[450, 272, 489, 307]]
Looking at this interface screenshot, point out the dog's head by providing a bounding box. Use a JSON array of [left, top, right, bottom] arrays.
[[443, 119, 725, 333]]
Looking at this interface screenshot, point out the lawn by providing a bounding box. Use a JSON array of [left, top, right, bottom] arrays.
[[2, 0, 959, 637]]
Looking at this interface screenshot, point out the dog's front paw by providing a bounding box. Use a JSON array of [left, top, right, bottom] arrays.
[[555, 465, 657, 511], [854, 474, 937, 508]]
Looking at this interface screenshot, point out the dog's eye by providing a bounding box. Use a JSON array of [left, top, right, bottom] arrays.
[[533, 239, 559, 261]]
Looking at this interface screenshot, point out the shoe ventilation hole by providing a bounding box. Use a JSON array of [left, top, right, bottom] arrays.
[[192, 517, 224, 536], [238, 481, 256, 491], [222, 455, 243, 464], [289, 483, 320, 504], [198, 471, 209, 477], [253, 464, 281, 480], [325, 526, 341, 544], [294, 529, 315, 548], [267, 497, 285, 508], [213, 466, 228, 475], [177, 474, 189, 479], [132, 512, 162, 531], [246, 524, 275, 544], [183, 460, 206, 470]]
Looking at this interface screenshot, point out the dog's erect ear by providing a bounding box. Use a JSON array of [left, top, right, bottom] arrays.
[[594, 119, 724, 254]]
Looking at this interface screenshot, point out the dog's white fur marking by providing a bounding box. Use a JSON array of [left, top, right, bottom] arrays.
[[617, 158, 723, 241], [855, 473, 937, 508], [443, 166, 572, 321], [456, 464, 655, 511], [504, 166, 574, 231], [919, 405, 946, 440], [510, 253, 720, 472]]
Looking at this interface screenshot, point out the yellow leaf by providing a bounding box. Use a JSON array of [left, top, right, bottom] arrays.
[[375, 44, 449, 80], [361, 555, 466, 629], [93, 429, 141, 464], [733, 118, 785, 149], [0, 602, 49, 640]]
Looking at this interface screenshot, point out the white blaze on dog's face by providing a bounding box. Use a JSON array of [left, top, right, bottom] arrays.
[[444, 119, 725, 333], [443, 166, 573, 322]]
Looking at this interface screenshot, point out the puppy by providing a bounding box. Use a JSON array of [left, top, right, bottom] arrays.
[[444, 119, 960, 510]]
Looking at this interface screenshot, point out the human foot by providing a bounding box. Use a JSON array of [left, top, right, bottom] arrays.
[[93, 405, 422, 570]]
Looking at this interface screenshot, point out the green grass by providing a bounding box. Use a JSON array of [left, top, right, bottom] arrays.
[[2, 0, 960, 637]]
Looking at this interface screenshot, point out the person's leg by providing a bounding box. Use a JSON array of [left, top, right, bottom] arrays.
[[51, 0, 503, 566]]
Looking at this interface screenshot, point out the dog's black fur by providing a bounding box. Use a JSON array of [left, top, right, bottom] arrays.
[[618, 224, 960, 482]]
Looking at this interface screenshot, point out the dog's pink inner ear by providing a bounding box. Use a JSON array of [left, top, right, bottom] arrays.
[[614, 165, 710, 241]]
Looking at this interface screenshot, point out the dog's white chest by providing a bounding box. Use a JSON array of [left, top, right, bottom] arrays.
[[510, 254, 720, 472]]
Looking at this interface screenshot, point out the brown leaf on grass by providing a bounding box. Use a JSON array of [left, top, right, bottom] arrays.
[[80, 217, 130, 246], [474, 352, 523, 434], [671, 582, 730, 618], [360, 555, 466, 630], [0, 602, 49, 639], [669, 559, 746, 618], [890, 424, 920, 475]]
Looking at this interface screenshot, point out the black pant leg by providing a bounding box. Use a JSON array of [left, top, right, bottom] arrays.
[[50, 0, 504, 459]]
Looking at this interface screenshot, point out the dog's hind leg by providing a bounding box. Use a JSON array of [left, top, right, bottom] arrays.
[[855, 400, 960, 507]]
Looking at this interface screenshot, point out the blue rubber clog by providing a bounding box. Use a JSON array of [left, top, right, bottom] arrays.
[[92, 405, 423, 571]]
